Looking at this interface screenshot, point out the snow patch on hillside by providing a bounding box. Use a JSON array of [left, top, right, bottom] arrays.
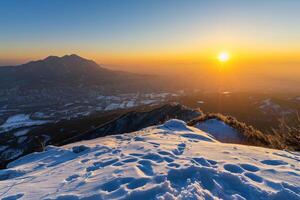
[[0, 119, 299, 200], [195, 119, 243, 143], [0, 114, 49, 133]]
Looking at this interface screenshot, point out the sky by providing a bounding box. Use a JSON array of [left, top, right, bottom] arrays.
[[0, 0, 300, 76]]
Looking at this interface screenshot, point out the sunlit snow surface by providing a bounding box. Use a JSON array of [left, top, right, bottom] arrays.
[[0, 120, 299, 200]]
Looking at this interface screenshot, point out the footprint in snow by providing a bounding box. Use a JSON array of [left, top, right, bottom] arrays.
[[122, 157, 138, 163], [207, 159, 217, 165], [240, 164, 260, 172], [99, 177, 150, 194], [137, 160, 154, 176], [148, 142, 160, 147], [179, 143, 186, 148], [192, 157, 211, 167], [172, 143, 186, 155], [127, 178, 149, 189], [95, 158, 119, 167], [261, 159, 288, 166], [65, 174, 80, 182], [112, 162, 124, 167], [2, 193, 24, 200], [244, 172, 263, 183], [80, 158, 90, 163], [100, 177, 133, 192], [142, 153, 164, 163], [129, 153, 144, 157], [86, 165, 98, 172], [158, 150, 174, 156], [111, 149, 121, 154], [223, 164, 244, 174], [94, 147, 111, 157], [163, 157, 174, 163], [158, 151, 176, 163], [134, 136, 145, 141], [86, 158, 119, 172], [168, 163, 181, 168]]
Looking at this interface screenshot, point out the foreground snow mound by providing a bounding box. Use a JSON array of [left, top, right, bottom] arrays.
[[0, 119, 299, 200]]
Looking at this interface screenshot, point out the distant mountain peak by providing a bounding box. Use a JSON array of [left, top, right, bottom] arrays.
[[63, 54, 81, 58], [44, 54, 87, 62], [44, 55, 60, 61], [0, 54, 156, 92]]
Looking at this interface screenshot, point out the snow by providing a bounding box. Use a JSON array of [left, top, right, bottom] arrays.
[[0, 114, 49, 133], [126, 100, 136, 108], [104, 100, 136, 111], [195, 119, 243, 143], [105, 96, 121, 101], [145, 93, 171, 99], [141, 100, 157, 105], [97, 95, 121, 101], [105, 103, 121, 111], [13, 129, 30, 137], [0, 119, 299, 200], [6, 114, 30, 124], [32, 112, 49, 119]]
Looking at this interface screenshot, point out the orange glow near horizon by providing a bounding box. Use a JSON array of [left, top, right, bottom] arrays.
[[1, 48, 300, 75]]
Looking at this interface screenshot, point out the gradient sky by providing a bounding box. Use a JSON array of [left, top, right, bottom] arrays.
[[1, 0, 300, 74]]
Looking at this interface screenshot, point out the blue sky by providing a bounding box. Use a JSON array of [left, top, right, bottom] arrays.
[[0, 0, 299, 68]]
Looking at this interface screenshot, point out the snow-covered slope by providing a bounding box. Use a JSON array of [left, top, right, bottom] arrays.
[[0, 120, 299, 200], [0, 114, 49, 133], [195, 119, 243, 143]]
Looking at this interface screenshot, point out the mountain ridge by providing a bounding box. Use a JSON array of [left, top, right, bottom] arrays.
[[0, 54, 164, 100]]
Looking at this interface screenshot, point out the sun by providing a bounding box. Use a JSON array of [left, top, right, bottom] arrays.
[[218, 51, 230, 62]]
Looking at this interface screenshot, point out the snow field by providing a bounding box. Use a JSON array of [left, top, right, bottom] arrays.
[[0, 120, 299, 200]]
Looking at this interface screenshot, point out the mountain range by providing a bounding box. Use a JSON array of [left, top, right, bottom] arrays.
[[0, 54, 162, 92]]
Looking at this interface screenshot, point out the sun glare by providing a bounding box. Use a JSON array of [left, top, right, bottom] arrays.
[[218, 51, 230, 62]]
